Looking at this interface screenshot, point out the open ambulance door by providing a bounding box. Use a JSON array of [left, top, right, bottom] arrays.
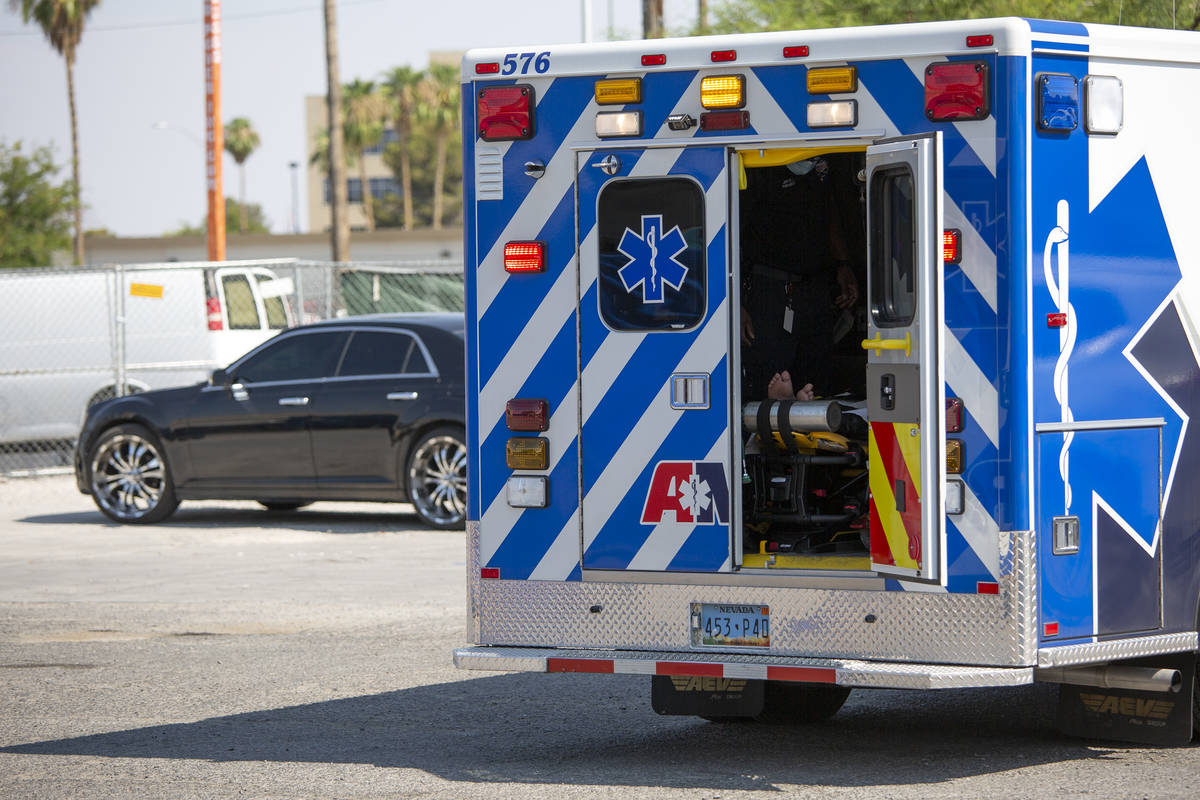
[[575, 145, 734, 574], [863, 134, 946, 584]]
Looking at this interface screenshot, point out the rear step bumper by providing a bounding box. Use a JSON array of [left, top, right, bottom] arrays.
[[453, 646, 1034, 690]]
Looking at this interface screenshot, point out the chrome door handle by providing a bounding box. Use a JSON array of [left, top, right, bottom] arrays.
[[230, 382, 248, 402], [387, 391, 419, 401], [279, 396, 309, 407]]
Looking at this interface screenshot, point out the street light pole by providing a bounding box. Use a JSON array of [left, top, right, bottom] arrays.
[[289, 161, 300, 234]]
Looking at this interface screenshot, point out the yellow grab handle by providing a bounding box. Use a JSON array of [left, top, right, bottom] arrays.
[[860, 331, 912, 358]]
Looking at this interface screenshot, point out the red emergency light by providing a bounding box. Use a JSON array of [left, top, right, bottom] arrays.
[[475, 62, 500, 74], [503, 241, 546, 273], [478, 84, 536, 141], [966, 35, 994, 48], [783, 45, 809, 58], [710, 49, 737, 62], [946, 397, 964, 433], [924, 61, 989, 122], [506, 398, 549, 431], [943, 228, 961, 263], [700, 110, 750, 131], [641, 53, 666, 66]]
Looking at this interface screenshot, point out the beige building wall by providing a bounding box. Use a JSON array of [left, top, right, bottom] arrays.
[[305, 95, 395, 234]]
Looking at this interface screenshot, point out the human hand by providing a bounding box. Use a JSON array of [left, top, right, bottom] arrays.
[[741, 307, 755, 346], [834, 262, 859, 310]]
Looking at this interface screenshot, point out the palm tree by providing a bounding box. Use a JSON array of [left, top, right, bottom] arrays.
[[342, 78, 387, 232], [416, 64, 459, 231], [223, 117, 260, 234], [11, 0, 100, 265], [322, 0, 348, 259], [381, 66, 422, 231]]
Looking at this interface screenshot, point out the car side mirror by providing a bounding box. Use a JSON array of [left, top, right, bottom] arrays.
[[210, 368, 230, 387]]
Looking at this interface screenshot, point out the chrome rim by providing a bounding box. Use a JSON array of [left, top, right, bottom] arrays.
[[90, 433, 167, 520], [409, 434, 467, 525]]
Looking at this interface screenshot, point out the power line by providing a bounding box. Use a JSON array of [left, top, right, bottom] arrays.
[[0, 0, 392, 38]]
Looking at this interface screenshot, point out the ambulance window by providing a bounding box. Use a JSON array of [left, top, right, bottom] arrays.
[[869, 166, 916, 327], [596, 177, 706, 332]]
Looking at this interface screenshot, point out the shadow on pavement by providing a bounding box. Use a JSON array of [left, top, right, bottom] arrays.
[[1, 672, 1114, 790], [19, 505, 429, 534]]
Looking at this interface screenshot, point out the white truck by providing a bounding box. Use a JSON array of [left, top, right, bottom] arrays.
[[0, 261, 294, 450]]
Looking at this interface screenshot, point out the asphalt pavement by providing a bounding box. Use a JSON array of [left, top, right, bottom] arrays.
[[1, 475, 1197, 799]]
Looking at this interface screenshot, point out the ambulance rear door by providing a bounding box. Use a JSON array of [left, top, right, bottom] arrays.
[[576, 145, 734, 575], [863, 133, 946, 584]]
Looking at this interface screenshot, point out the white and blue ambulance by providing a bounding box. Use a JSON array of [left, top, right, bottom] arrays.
[[454, 17, 1200, 743]]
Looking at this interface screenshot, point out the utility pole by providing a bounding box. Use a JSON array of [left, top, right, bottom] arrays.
[[642, 0, 664, 38], [204, 0, 226, 261], [697, 0, 707, 34], [323, 0, 349, 261]]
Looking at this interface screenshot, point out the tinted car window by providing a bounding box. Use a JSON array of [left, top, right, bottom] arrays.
[[223, 274, 261, 330], [234, 331, 349, 383], [255, 273, 290, 329], [338, 330, 419, 377]]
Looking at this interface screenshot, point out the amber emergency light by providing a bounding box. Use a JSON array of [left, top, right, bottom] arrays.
[[700, 75, 745, 109]]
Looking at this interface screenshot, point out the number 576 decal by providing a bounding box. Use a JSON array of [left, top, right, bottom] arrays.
[[502, 51, 551, 75]]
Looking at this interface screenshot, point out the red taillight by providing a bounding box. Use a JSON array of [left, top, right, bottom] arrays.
[[924, 61, 989, 122], [506, 398, 549, 431], [1044, 622, 1059, 637], [641, 53, 666, 66], [481, 567, 500, 579], [206, 297, 223, 330], [478, 84, 535, 141], [699, 110, 749, 131], [977, 581, 999, 594], [966, 34, 994, 48], [946, 397, 964, 433], [782, 46, 809, 58], [475, 62, 500, 74], [943, 228, 961, 263], [710, 49, 736, 62], [503, 241, 546, 273]]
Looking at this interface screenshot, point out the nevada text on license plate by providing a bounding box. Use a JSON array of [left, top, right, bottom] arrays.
[[691, 603, 770, 648]]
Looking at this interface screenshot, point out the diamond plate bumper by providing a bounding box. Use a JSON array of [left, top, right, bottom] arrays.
[[454, 646, 1035, 690]]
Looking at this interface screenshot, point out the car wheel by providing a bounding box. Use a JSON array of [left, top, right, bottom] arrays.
[[257, 501, 312, 512], [89, 423, 179, 524], [406, 426, 467, 530]]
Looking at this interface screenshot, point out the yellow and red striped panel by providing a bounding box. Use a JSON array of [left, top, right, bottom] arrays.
[[868, 421, 923, 570]]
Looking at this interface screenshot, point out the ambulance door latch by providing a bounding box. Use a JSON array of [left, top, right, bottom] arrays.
[[592, 154, 621, 175], [524, 160, 545, 178], [880, 373, 896, 411], [671, 373, 710, 410]]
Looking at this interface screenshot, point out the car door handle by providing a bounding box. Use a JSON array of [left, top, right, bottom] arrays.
[[278, 396, 309, 407], [387, 391, 419, 401]]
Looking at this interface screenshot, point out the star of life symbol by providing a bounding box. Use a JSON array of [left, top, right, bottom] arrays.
[[617, 214, 689, 304]]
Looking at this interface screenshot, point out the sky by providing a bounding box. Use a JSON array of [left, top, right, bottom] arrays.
[[0, 0, 700, 239]]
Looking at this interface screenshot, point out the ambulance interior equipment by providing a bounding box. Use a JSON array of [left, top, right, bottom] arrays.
[[737, 149, 873, 571]]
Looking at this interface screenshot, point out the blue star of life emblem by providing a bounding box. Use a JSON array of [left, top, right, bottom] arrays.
[[617, 214, 688, 304]]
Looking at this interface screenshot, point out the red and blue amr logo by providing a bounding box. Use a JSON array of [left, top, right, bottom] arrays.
[[641, 461, 730, 526]]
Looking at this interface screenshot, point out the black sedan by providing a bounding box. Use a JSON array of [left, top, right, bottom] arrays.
[[74, 313, 467, 529]]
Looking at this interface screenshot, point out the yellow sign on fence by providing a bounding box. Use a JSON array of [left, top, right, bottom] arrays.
[[129, 283, 164, 298]]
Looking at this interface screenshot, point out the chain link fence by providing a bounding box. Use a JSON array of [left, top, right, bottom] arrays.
[[0, 258, 463, 475]]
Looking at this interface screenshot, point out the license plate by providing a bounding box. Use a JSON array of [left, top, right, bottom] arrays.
[[691, 603, 770, 648]]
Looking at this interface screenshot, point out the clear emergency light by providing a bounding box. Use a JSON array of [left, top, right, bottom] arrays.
[[506, 476, 548, 508], [924, 61, 989, 121], [1084, 75, 1123, 135], [1037, 73, 1079, 132], [807, 100, 857, 128], [477, 85, 535, 141], [595, 111, 643, 138], [700, 75, 745, 109]]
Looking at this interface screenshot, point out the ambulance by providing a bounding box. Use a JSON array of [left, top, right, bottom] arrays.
[[453, 17, 1200, 743]]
